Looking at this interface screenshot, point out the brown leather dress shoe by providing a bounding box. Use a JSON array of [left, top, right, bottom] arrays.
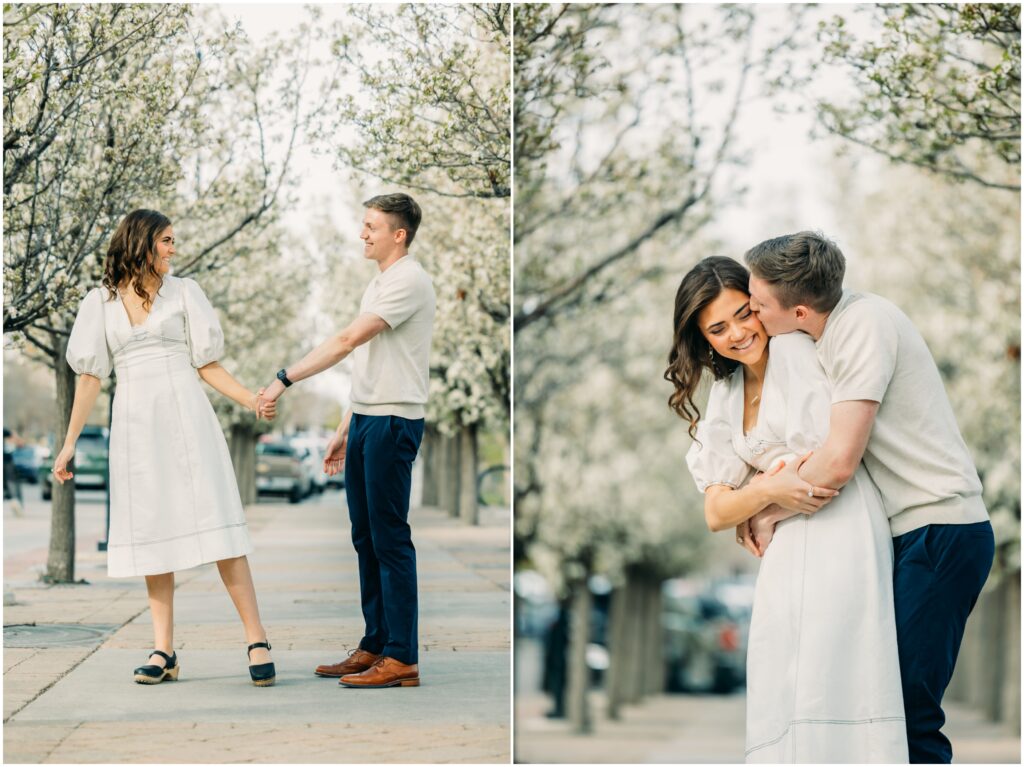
[[339, 656, 420, 688], [314, 648, 381, 678]]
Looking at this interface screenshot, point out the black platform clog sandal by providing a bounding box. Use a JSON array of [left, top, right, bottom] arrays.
[[248, 641, 276, 687], [133, 650, 179, 685]]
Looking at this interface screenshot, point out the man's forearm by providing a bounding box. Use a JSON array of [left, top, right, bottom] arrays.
[[337, 408, 353, 437], [796, 447, 852, 491], [797, 400, 879, 491], [285, 336, 353, 386]]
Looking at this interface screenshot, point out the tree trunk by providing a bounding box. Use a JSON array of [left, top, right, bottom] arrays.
[[567, 577, 593, 734], [46, 334, 76, 583], [229, 421, 257, 506], [644, 574, 664, 696], [458, 422, 479, 525], [420, 425, 440, 507], [1002, 570, 1021, 733], [605, 583, 629, 720], [624, 574, 644, 705], [981, 576, 1006, 721], [438, 431, 459, 517]]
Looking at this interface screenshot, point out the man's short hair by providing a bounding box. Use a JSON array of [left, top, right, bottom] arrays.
[[363, 193, 422, 247], [743, 231, 846, 313]]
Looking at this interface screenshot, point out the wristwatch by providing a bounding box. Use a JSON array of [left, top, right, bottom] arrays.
[[276, 368, 294, 388]]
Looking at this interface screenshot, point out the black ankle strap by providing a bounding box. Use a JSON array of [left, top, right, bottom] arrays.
[[150, 650, 174, 664], [247, 641, 271, 657]]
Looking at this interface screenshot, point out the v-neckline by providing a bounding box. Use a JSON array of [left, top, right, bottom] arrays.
[[737, 351, 774, 438], [117, 286, 159, 329]]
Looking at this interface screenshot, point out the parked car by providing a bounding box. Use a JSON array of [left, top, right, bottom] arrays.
[[12, 445, 48, 484], [40, 426, 108, 500], [662, 579, 748, 694], [255, 441, 312, 503], [287, 437, 329, 494]]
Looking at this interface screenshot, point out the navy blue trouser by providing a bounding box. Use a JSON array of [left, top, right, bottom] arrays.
[[893, 521, 994, 764], [345, 413, 424, 665]]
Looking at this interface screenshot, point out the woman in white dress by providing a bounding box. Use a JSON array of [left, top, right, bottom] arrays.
[[665, 256, 907, 762], [53, 209, 277, 687]]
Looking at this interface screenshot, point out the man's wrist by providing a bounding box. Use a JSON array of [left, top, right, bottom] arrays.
[[276, 368, 294, 388]]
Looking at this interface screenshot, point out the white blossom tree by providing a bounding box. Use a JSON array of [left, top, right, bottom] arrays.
[[816, 3, 1020, 191], [3, 4, 330, 580], [315, 3, 511, 525], [513, 3, 804, 731]]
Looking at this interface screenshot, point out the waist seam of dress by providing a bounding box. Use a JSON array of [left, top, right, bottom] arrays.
[[746, 715, 908, 756], [108, 521, 248, 548]]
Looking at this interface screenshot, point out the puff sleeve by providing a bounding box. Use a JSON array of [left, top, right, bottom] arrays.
[[181, 278, 225, 368], [66, 288, 113, 379], [769, 332, 833, 455], [685, 378, 753, 493]]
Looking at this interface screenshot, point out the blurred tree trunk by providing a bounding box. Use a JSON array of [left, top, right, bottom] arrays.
[[458, 423, 479, 525], [606, 583, 629, 720], [976, 578, 1007, 721], [1002, 570, 1021, 734], [567, 576, 592, 734], [606, 567, 664, 719], [643, 572, 664, 697], [230, 422, 257, 506], [420, 425, 440, 507], [46, 334, 75, 583], [437, 432, 458, 517], [948, 568, 1019, 727]]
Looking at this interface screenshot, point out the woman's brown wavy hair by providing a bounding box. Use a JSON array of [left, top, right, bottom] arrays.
[[102, 209, 172, 310], [664, 256, 750, 440]]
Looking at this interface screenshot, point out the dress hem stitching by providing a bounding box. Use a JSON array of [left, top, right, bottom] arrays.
[[746, 716, 908, 755]]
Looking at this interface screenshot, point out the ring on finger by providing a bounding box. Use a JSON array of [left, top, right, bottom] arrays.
[[807, 489, 814, 498]]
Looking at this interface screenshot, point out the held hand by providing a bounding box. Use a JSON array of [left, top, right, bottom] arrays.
[[254, 388, 277, 421], [736, 519, 762, 558], [52, 445, 75, 485], [262, 378, 286, 403], [749, 507, 779, 555], [323, 429, 348, 476], [766, 452, 839, 514]]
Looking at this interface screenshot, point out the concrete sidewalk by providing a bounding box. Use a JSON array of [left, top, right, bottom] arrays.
[[4, 497, 510, 763], [514, 640, 1020, 764]]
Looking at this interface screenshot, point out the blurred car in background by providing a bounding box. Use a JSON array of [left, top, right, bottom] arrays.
[[13, 445, 48, 483], [662, 578, 750, 694], [40, 426, 108, 500], [287, 436, 329, 494], [256, 441, 312, 503]]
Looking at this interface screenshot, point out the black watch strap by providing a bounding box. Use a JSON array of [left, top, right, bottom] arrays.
[[277, 368, 294, 388]]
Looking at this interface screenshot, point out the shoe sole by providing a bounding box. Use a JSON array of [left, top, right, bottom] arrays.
[[252, 677, 276, 687], [134, 667, 180, 685], [338, 677, 420, 688]]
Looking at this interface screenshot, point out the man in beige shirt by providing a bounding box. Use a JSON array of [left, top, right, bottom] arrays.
[[743, 231, 994, 764], [261, 193, 435, 689]]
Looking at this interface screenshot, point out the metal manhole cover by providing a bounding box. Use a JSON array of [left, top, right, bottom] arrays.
[[4, 623, 117, 648]]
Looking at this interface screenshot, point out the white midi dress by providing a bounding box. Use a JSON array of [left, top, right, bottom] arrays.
[[66, 275, 253, 578], [687, 332, 908, 763]]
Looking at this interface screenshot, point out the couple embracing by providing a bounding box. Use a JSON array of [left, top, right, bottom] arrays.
[[668, 233, 994, 764], [56, 193, 434, 690]]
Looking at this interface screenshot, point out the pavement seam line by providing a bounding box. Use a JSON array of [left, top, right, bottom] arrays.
[[3, 578, 181, 723], [2, 648, 39, 674], [41, 719, 83, 761]]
